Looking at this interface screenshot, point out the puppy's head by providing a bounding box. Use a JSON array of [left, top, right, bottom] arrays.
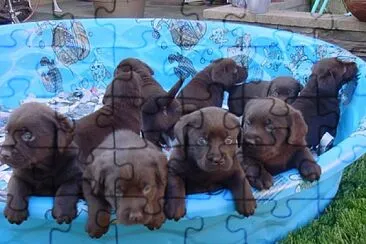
[[310, 57, 358, 95], [114, 58, 154, 79], [103, 70, 144, 109], [242, 97, 307, 162], [268, 76, 303, 104], [173, 107, 241, 172], [210, 58, 248, 89], [84, 131, 167, 226], [0, 102, 74, 169]]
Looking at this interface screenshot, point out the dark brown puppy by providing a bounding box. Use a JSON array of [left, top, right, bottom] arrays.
[[164, 107, 256, 221], [177, 58, 248, 115], [73, 69, 144, 166], [291, 57, 358, 153], [228, 76, 303, 116], [82, 129, 168, 239], [239, 97, 321, 190], [0, 102, 82, 225], [114, 58, 184, 148]]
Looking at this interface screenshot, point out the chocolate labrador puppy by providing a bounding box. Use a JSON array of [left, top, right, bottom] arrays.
[[239, 97, 321, 190], [114, 58, 184, 148], [228, 76, 303, 116], [0, 102, 82, 225], [74, 69, 144, 166], [164, 107, 256, 221], [82, 129, 168, 238], [177, 58, 248, 115], [291, 57, 359, 153]]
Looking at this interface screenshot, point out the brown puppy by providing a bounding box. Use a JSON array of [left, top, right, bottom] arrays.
[[164, 107, 256, 221], [177, 58, 248, 115], [0, 102, 82, 225], [291, 57, 358, 153], [228, 76, 303, 116], [82, 129, 168, 239], [114, 58, 184, 148], [239, 97, 321, 190], [73, 69, 144, 166]]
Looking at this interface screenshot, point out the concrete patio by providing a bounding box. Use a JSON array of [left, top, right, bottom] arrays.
[[8, 0, 366, 60]]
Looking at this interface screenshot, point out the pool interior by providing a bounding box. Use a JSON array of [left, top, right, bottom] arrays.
[[0, 19, 366, 219]]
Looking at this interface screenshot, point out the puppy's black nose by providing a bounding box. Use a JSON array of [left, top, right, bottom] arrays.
[[0, 149, 11, 160], [212, 160, 225, 166]]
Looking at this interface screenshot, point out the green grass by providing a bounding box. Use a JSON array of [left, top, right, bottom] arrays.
[[280, 155, 366, 244]]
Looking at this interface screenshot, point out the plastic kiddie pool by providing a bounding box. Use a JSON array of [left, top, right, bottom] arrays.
[[0, 18, 366, 244]]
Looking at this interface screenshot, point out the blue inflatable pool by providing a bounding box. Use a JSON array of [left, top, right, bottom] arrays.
[[0, 18, 366, 244]]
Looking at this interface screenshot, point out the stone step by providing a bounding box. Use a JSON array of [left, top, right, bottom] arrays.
[[203, 6, 366, 60], [203, 5, 366, 32]]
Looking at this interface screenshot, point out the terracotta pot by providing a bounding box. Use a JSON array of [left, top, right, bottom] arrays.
[[344, 0, 366, 22], [93, 0, 146, 18]]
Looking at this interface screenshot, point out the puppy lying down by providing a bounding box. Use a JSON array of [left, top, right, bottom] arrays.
[[164, 107, 256, 221], [239, 97, 321, 190], [82, 129, 168, 238], [0, 102, 82, 225], [228, 76, 303, 116]]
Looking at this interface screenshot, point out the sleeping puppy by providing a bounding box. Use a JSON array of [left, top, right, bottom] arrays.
[[164, 107, 256, 221], [291, 57, 359, 153], [177, 58, 248, 115], [0, 102, 82, 225], [239, 97, 321, 190], [82, 129, 168, 238], [74, 68, 144, 166], [114, 57, 184, 148], [228, 76, 303, 116]]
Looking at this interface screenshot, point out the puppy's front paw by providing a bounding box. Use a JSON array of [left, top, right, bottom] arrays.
[[86, 220, 109, 239], [52, 204, 77, 224], [236, 195, 257, 217], [145, 212, 166, 231], [300, 162, 321, 182], [247, 171, 273, 190], [164, 198, 186, 221], [4, 205, 29, 225]]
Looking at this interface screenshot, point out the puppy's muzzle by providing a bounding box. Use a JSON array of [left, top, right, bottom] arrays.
[[207, 154, 225, 166]]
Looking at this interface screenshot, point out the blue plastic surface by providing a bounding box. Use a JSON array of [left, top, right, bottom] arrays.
[[0, 18, 366, 243]]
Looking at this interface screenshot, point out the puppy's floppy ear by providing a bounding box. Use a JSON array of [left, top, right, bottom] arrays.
[[141, 61, 154, 75], [287, 106, 308, 146], [83, 157, 109, 196], [173, 110, 201, 146], [54, 112, 74, 154], [151, 153, 168, 189]]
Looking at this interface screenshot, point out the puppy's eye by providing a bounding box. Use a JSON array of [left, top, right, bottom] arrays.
[[233, 68, 238, 74], [197, 137, 208, 146], [244, 119, 251, 126], [224, 136, 233, 145], [264, 119, 274, 132], [272, 90, 278, 97], [21, 131, 35, 142], [143, 185, 152, 195]]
